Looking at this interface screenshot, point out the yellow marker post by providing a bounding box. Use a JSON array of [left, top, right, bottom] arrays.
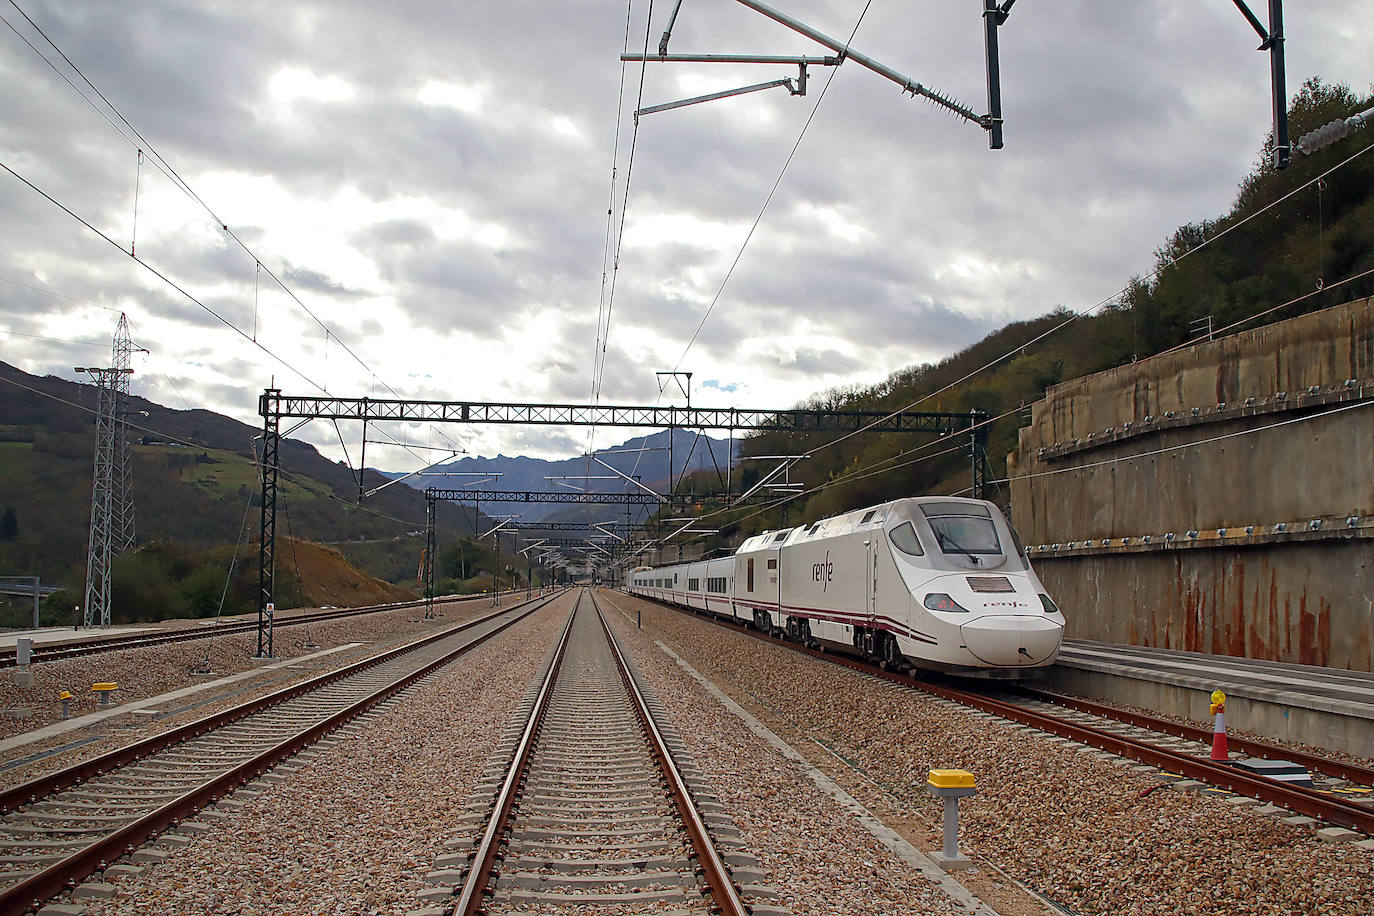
[[58, 690, 73, 719], [92, 682, 118, 707], [927, 769, 976, 869]]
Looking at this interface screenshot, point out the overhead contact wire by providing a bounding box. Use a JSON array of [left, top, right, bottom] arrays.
[[672, 0, 875, 373]]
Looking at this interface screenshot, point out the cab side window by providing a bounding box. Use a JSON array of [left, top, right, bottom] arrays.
[[889, 521, 925, 556]]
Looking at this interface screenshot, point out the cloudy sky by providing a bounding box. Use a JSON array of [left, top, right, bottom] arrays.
[[1, 0, 1369, 470]]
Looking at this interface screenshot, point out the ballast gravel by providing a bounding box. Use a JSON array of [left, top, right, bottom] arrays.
[[606, 592, 1374, 916], [75, 594, 570, 916], [598, 596, 967, 916], [0, 596, 511, 782]]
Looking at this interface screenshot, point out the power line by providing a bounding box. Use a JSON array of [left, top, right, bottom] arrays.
[[0, 158, 329, 393], [802, 136, 1374, 460], [0, 274, 119, 310], [672, 0, 875, 373], [5, 0, 471, 464], [0, 370, 429, 534], [0, 329, 109, 349], [3, 0, 395, 397]]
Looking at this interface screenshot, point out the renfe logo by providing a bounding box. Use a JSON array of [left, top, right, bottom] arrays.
[[811, 551, 834, 592]]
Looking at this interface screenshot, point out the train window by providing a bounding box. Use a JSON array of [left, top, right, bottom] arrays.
[[747, 558, 755, 592], [889, 521, 925, 556], [688, 578, 700, 591], [766, 558, 777, 570], [920, 501, 991, 519], [927, 516, 1002, 555]]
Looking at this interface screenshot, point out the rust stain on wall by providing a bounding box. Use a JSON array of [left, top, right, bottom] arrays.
[[1017, 298, 1373, 672]]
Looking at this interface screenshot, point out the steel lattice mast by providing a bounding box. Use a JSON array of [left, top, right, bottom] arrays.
[[112, 314, 137, 552], [77, 314, 138, 628]]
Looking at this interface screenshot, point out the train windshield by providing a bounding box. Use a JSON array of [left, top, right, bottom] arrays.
[[928, 516, 1002, 554], [920, 503, 1003, 559]]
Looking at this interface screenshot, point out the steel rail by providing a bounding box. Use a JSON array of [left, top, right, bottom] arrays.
[[0, 592, 552, 814], [1019, 686, 1374, 786], [591, 591, 748, 916], [0, 591, 562, 916], [0, 592, 521, 668], [623, 591, 1374, 835], [451, 595, 578, 916], [0, 605, 408, 667]]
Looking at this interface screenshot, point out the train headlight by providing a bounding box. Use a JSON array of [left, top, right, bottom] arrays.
[[1039, 594, 1061, 615], [924, 593, 969, 613]]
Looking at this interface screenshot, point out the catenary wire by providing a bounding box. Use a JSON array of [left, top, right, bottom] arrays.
[[636, 256, 1374, 555], [583, 0, 643, 499], [671, 0, 875, 373], [614, 0, 878, 566], [804, 137, 1374, 459]]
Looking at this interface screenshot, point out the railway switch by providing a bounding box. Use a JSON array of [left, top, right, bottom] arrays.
[[927, 769, 976, 870]]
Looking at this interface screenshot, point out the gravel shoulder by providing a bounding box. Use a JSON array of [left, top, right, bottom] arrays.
[[601, 591, 1374, 916], [600, 593, 978, 916], [0, 595, 521, 787], [80, 591, 573, 916]]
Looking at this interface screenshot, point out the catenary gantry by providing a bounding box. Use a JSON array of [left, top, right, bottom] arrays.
[[256, 389, 992, 656]]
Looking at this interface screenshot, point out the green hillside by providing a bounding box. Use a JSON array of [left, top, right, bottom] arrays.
[[0, 367, 488, 624], [660, 78, 1374, 550]]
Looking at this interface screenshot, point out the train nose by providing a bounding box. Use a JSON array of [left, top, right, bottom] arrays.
[[959, 615, 1063, 666]]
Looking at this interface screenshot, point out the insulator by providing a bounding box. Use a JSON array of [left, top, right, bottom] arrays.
[[1296, 117, 1352, 155]]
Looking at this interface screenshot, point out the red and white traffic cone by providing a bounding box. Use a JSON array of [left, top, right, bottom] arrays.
[[1209, 689, 1229, 762]]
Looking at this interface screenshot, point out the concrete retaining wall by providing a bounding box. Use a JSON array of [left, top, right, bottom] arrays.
[[1009, 298, 1374, 671]]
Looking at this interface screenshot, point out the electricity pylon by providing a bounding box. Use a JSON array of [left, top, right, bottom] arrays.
[[76, 314, 140, 627]]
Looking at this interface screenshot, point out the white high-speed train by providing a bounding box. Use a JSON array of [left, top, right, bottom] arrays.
[[626, 496, 1064, 677]]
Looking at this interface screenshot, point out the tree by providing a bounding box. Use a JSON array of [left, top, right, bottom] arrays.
[[0, 507, 16, 540]]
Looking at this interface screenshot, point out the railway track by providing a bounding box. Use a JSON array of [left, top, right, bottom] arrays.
[[0, 591, 562, 916], [1010, 686, 1374, 789], [433, 588, 755, 916], [623, 590, 1374, 836], [0, 591, 525, 669]]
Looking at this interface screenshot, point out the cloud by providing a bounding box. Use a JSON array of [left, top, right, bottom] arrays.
[[1, 0, 1369, 469]]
